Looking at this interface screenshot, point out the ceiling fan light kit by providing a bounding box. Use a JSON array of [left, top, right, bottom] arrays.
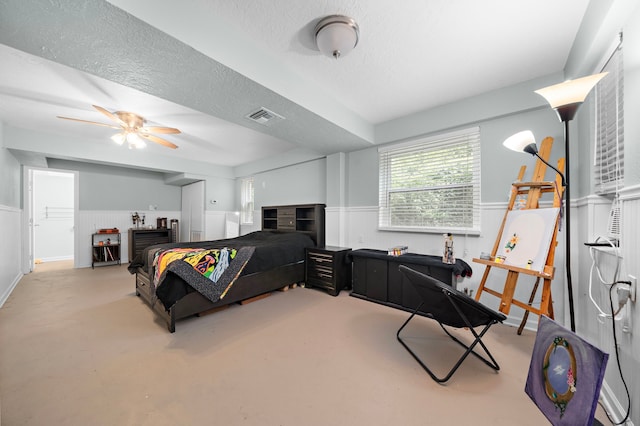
[[314, 15, 359, 59], [57, 105, 180, 149], [111, 131, 146, 149]]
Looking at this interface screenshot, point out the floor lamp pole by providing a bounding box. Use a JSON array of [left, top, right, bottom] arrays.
[[532, 72, 608, 333], [563, 119, 576, 332]]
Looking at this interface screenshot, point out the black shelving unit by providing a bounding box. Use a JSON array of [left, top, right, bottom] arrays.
[[92, 233, 121, 268], [261, 204, 325, 246]]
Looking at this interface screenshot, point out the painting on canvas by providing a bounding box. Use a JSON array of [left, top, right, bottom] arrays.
[[495, 207, 560, 272], [525, 315, 608, 425]]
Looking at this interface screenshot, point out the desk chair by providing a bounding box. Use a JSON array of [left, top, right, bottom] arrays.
[[397, 265, 507, 384]]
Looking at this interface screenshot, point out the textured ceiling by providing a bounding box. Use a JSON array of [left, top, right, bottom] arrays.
[[0, 0, 591, 176]]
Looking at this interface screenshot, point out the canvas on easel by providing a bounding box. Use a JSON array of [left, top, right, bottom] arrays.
[[525, 315, 608, 425], [473, 136, 565, 329], [495, 207, 560, 273]]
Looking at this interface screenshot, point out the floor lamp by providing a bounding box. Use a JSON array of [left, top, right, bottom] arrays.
[[504, 72, 608, 332]]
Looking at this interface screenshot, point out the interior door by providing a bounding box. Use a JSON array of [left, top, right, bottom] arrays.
[[23, 168, 35, 273], [23, 167, 77, 271], [33, 170, 75, 262], [181, 181, 205, 242]]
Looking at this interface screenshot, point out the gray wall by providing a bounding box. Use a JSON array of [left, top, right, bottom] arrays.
[[567, 0, 640, 196], [346, 106, 564, 207], [0, 123, 21, 209], [46, 159, 237, 213], [249, 158, 327, 209], [0, 122, 23, 307], [204, 176, 236, 212], [623, 6, 640, 189], [48, 159, 182, 211]]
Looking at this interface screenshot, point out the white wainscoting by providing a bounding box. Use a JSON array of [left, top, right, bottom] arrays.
[[204, 211, 228, 241], [588, 185, 640, 424], [0, 204, 22, 307], [76, 210, 239, 267], [327, 203, 569, 331]]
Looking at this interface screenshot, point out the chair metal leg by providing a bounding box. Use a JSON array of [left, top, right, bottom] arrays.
[[396, 302, 450, 383], [444, 293, 502, 371], [396, 298, 501, 384]]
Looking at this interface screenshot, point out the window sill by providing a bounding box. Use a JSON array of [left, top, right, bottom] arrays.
[[378, 226, 481, 236]]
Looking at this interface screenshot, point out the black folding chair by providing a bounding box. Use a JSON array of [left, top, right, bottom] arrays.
[[396, 265, 507, 384]]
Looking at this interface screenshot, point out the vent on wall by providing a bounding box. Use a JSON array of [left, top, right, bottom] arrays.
[[607, 196, 621, 242], [245, 107, 285, 126]]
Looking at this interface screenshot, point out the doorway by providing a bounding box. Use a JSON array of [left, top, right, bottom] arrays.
[[181, 180, 205, 242], [24, 167, 78, 272]]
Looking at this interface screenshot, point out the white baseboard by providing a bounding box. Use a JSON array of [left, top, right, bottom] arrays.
[[0, 272, 22, 308], [38, 255, 74, 263], [599, 381, 634, 425]]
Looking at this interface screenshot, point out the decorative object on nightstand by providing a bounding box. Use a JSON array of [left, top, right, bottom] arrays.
[[305, 246, 352, 296]]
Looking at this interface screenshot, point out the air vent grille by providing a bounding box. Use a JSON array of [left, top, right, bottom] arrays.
[[245, 107, 285, 126], [608, 199, 621, 240]]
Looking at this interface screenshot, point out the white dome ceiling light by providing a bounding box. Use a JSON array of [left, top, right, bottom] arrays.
[[314, 15, 360, 59]]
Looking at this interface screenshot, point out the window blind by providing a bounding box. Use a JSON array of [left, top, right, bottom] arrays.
[[378, 127, 481, 233], [240, 177, 254, 224], [594, 42, 624, 195]]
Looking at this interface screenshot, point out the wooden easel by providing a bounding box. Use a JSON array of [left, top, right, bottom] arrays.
[[473, 137, 565, 334]]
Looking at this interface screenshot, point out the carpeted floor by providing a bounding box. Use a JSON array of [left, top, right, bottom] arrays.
[[0, 261, 612, 425]]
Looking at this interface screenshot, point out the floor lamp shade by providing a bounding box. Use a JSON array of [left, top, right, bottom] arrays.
[[503, 130, 538, 155], [535, 72, 608, 121]]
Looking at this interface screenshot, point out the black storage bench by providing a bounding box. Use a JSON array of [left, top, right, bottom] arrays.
[[349, 249, 472, 316]]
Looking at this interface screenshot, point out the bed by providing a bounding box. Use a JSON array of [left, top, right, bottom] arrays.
[[128, 229, 317, 332]]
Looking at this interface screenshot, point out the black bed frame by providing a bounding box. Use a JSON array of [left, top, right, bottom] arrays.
[[135, 261, 304, 332], [134, 203, 325, 332]]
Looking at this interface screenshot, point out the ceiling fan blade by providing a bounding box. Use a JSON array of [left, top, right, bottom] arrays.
[[140, 133, 178, 149], [56, 116, 121, 129], [92, 105, 126, 126], [139, 126, 181, 134]]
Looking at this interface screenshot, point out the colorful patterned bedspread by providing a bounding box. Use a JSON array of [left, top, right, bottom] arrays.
[[153, 246, 255, 303]]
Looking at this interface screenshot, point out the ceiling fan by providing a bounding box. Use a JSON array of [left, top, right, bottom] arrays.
[[57, 105, 180, 149]]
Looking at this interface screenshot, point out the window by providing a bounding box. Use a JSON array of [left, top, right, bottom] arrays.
[[240, 177, 254, 224], [378, 127, 481, 233], [594, 39, 624, 195]]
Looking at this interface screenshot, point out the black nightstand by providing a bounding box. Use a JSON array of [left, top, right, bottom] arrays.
[[305, 246, 352, 296]]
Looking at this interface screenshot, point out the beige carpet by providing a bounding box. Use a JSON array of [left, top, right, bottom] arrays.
[[0, 261, 611, 426]]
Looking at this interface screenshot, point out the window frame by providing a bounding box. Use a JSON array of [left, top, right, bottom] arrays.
[[240, 177, 254, 225], [378, 127, 481, 235], [593, 36, 624, 195]]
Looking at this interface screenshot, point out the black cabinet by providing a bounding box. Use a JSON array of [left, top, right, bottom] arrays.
[[305, 246, 352, 296], [128, 228, 172, 262], [350, 249, 471, 315], [92, 232, 121, 268], [353, 257, 387, 301]]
